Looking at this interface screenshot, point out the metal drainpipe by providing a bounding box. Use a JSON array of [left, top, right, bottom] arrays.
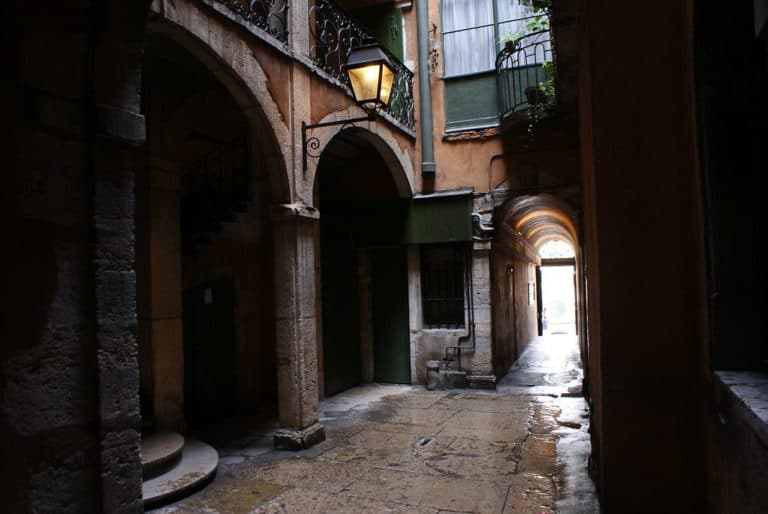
[[417, 0, 436, 177]]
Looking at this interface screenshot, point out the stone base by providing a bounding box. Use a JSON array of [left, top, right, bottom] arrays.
[[439, 369, 467, 389], [273, 422, 326, 451], [467, 374, 497, 389]]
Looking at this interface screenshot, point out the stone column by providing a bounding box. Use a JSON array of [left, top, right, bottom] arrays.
[[406, 245, 423, 384], [271, 203, 326, 450], [92, 116, 146, 513], [468, 240, 496, 388], [148, 158, 185, 431]]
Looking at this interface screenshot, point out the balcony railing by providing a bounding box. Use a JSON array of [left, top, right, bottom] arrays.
[[308, 0, 415, 131], [216, 0, 289, 42], [496, 29, 554, 120]]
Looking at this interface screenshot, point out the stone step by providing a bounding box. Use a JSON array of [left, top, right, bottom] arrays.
[[141, 431, 185, 480], [142, 439, 219, 509]]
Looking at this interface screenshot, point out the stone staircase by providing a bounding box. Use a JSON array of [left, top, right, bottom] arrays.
[[141, 431, 219, 509], [180, 134, 251, 257]]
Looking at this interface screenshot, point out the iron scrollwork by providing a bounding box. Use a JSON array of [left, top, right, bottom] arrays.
[[218, 0, 289, 42], [308, 0, 415, 131], [301, 113, 376, 175]]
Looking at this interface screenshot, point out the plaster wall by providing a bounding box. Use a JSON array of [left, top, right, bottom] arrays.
[[578, 1, 710, 510]]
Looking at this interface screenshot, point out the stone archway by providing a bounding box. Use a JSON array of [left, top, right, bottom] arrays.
[[490, 193, 583, 376], [313, 126, 414, 398], [306, 111, 415, 206], [145, 11, 291, 205]]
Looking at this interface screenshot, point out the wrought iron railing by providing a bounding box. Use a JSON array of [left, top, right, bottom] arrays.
[[496, 30, 554, 119], [215, 0, 289, 42], [308, 0, 415, 131]]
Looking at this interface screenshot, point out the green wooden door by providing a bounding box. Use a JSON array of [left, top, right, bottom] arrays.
[[350, 4, 404, 62], [321, 219, 362, 396], [183, 279, 236, 423], [371, 247, 410, 384]]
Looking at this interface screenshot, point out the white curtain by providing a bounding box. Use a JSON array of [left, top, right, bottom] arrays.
[[442, 0, 494, 76], [442, 0, 539, 76], [495, 0, 536, 47]]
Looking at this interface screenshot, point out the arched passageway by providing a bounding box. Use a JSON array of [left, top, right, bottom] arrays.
[[491, 194, 584, 378], [137, 31, 283, 434], [315, 128, 412, 398]]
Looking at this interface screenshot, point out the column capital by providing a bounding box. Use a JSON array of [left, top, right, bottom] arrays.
[[270, 203, 320, 224]]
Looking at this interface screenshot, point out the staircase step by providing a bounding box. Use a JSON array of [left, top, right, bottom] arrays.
[[141, 431, 184, 480], [142, 439, 219, 508]]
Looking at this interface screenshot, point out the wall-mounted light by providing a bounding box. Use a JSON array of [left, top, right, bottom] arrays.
[[302, 39, 396, 175], [345, 42, 395, 113]]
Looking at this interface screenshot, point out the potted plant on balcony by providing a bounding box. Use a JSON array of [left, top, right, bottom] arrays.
[[524, 85, 547, 105], [525, 59, 555, 133], [501, 31, 524, 52]]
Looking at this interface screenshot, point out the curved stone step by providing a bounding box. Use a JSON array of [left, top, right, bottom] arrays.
[[141, 431, 185, 479], [142, 439, 219, 508]]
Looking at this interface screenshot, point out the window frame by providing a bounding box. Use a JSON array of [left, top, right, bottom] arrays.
[[420, 243, 468, 329], [439, 0, 547, 132], [440, 0, 540, 79]]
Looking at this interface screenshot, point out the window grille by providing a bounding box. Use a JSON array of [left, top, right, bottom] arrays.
[[421, 244, 466, 328]]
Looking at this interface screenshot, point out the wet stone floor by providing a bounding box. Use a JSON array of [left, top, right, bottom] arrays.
[[151, 336, 600, 514]]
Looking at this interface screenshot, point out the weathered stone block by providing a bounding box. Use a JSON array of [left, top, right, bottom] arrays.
[[273, 422, 326, 451]]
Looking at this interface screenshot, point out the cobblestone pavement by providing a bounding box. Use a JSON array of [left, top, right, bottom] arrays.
[[150, 336, 600, 513]]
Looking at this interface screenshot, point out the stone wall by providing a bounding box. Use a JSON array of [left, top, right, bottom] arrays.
[[4, 0, 149, 511], [491, 225, 540, 378]]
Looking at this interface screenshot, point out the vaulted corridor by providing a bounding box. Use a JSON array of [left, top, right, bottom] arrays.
[[148, 335, 598, 513]]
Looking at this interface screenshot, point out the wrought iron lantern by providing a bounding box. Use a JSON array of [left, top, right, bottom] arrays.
[[344, 42, 395, 113], [302, 40, 397, 175]]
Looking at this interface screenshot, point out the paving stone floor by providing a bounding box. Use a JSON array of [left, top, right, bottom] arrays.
[[149, 336, 600, 513]]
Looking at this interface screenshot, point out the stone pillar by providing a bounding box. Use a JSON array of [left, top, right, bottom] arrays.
[[288, 0, 310, 53], [468, 240, 496, 388], [92, 117, 146, 513], [271, 203, 326, 450], [406, 245, 423, 384], [148, 158, 185, 431]]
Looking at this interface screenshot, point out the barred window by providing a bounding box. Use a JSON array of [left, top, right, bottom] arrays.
[[421, 244, 466, 328]]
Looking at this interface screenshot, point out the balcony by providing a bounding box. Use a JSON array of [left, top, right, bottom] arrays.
[[309, 0, 415, 131], [496, 28, 554, 122]]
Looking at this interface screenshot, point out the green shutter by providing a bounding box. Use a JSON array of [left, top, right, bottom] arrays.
[[404, 190, 473, 244], [444, 73, 500, 131]]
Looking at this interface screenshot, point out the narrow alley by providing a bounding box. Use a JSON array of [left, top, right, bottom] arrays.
[[148, 336, 599, 513]]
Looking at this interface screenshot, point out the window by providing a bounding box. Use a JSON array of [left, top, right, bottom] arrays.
[[539, 239, 575, 259], [421, 244, 466, 328], [441, 0, 550, 131], [442, 0, 535, 77]]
